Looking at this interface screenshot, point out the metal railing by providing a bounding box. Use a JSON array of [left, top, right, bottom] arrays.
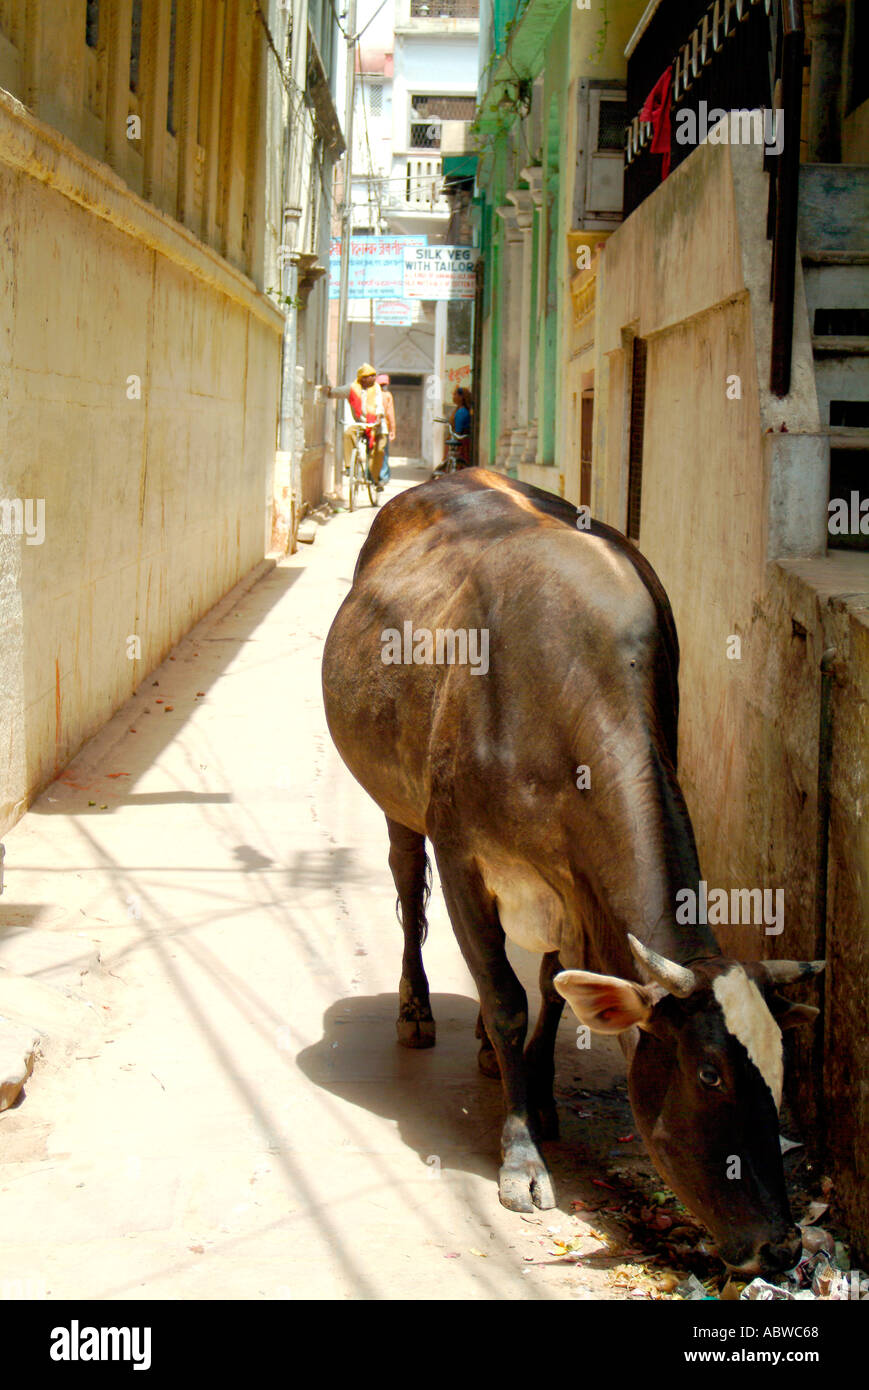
[[410, 0, 479, 16]]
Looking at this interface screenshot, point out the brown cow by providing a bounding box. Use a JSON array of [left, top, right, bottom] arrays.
[[321, 469, 823, 1275]]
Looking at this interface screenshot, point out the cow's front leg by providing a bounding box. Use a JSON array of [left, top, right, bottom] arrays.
[[435, 846, 556, 1213], [386, 817, 435, 1048]]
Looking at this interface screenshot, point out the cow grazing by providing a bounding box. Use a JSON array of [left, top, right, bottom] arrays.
[[321, 469, 823, 1275]]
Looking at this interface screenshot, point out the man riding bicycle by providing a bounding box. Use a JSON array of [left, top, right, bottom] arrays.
[[328, 363, 389, 493]]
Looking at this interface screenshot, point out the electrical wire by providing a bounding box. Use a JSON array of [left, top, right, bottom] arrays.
[[328, 0, 391, 44], [356, 57, 386, 228]]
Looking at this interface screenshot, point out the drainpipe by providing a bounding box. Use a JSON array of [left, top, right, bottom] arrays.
[[812, 645, 837, 1133], [334, 0, 358, 497]]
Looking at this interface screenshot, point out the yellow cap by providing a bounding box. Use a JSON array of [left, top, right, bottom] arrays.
[[356, 362, 376, 380]]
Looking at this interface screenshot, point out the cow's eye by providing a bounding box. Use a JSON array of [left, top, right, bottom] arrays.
[[699, 1064, 721, 1089]]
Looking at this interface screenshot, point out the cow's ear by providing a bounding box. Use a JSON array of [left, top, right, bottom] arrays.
[[768, 992, 820, 1031], [553, 971, 654, 1034]]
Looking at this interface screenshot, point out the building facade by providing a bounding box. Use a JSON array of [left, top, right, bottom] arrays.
[[0, 0, 340, 828], [474, 0, 869, 1257], [331, 0, 479, 466]]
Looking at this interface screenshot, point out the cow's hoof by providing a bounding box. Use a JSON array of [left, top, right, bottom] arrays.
[[397, 1017, 436, 1048], [498, 1158, 557, 1213], [478, 1042, 500, 1079]]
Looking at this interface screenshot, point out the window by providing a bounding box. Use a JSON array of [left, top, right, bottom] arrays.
[[580, 390, 594, 508], [167, 0, 177, 133], [130, 0, 142, 92], [597, 100, 626, 151], [626, 338, 647, 542], [410, 0, 479, 15], [365, 81, 383, 118], [410, 93, 476, 148], [86, 0, 99, 49]]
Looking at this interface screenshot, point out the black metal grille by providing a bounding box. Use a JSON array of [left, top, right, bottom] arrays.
[[830, 401, 869, 429], [411, 0, 479, 16], [130, 0, 142, 92], [411, 94, 476, 121], [598, 100, 627, 151], [828, 450, 869, 552], [815, 309, 869, 337], [86, 0, 99, 48]]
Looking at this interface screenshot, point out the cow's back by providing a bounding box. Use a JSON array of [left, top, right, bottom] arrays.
[[321, 469, 680, 834]]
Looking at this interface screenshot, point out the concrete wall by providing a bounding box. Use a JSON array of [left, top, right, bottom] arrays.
[[0, 92, 282, 831], [594, 135, 869, 1257]]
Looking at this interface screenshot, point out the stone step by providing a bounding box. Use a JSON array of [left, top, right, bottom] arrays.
[[802, 250, 869, 266], [812, 354, 869, 424], [802, 262, 869, 328], [827, 427, 869, 450], [813, 336, 869, 356]]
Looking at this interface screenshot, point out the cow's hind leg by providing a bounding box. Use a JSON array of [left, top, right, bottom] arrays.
[[434, 845, 556, 1213], [475, 1009, 500, 1078], [524, 952, 565, 1140], [386, 817, 436, 1048]]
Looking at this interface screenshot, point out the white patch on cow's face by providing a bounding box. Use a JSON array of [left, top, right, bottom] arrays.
[[713, 966, 783, 1108]]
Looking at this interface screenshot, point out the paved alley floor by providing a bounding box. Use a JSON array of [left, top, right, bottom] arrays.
[[0, 461, 646, 1302]]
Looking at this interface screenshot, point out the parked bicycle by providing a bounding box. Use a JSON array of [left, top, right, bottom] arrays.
[[345, 426, 381, 511], [432, 417, 470, 475]]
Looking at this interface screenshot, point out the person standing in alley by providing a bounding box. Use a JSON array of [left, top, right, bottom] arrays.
[[377, 374, 396, 485]]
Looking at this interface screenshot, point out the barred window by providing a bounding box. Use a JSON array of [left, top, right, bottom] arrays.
[[410, 0, 479, 16], [365, 81, 383, 118], [130, 0, 142, 92], [597, 100, 626, 152], [86, 0, 99, 49]]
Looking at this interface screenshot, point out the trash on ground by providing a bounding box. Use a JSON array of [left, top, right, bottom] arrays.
[[675, 1272, 715, 1300]]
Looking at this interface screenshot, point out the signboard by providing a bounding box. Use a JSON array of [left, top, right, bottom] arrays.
[[374, 299, 413, 327], [404, 246, 478, 300], [329, 236, 426, 299], [444, 354, 472, 390]]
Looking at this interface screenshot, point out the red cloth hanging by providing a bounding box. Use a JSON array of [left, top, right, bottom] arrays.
[[640, 66, 673, 179]]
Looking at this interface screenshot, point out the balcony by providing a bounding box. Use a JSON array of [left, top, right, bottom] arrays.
[[410, 0, 479, 15], [396, 0, 480, 33], [624, 0, 806, 396]]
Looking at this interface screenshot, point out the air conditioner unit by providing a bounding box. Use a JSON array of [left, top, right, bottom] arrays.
[[574, 81, 626, 228]]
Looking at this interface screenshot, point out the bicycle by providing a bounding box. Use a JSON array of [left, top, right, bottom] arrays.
[[346, 426, 381, 511], [433, 417, 470, 475]]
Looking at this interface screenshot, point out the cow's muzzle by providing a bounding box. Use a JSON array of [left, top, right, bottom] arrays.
[[727, 1227, 802, 1278]]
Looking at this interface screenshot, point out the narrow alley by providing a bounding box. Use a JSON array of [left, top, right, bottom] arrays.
[[0, 464, 653, 1302]]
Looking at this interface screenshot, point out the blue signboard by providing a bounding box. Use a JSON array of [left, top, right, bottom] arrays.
[[329, 235, 427, 299]]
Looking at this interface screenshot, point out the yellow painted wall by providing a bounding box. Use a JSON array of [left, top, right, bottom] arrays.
[[0, 97, 282, 829], [593, 135, 869, 1256]]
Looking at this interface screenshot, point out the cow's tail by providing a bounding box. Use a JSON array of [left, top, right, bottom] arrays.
[[394, 849, 432, 946]]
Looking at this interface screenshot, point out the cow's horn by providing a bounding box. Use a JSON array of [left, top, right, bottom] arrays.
[[628, 934, 696, 998], [762, 960, 825, 985]]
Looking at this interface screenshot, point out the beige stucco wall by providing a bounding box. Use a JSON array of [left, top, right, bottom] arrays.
[[0, 95, 282, 830], [593, 136, 869, 1257]]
